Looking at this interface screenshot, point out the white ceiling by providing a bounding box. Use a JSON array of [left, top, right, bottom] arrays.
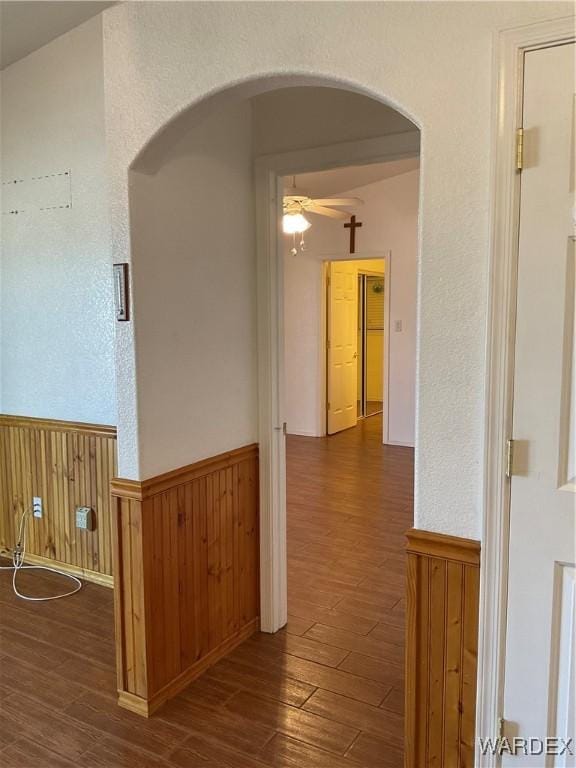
[[286, 157, 420, 198], [0, 1, 116, 70]]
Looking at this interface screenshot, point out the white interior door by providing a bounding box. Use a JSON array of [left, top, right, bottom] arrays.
[[327, 261, 358, 434], [503, 42, 575, 765]]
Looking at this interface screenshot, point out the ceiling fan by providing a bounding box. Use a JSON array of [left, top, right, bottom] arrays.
[[283, 177, 363, 235]]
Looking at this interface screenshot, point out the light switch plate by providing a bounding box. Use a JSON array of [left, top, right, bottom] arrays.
[[33, 496, 43, 518]]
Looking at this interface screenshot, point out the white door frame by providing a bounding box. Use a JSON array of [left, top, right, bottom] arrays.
[[477, 16, 575, 765], [321, 252, 392, 441], [255, 131, 420, 632]]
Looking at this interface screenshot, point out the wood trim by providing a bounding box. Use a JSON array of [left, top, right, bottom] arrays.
[[118, 618, 260, 717], [406, 528, 481, 768], [2, 551, 114, 588], [111, 443, 258, 500], [406, 528, 480, 566], [112, 445, 260, 715], [109, 478, 143, 501], [0, 415, 117, 578], [0, 413, 116, 438]]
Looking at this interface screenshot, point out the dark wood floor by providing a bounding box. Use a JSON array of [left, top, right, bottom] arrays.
[[0, 415, 413, 767]]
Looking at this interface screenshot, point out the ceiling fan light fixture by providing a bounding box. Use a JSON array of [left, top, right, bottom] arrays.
[[282, 212, 311, 235]]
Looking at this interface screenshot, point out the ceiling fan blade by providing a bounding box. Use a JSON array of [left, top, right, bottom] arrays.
[[311, 197, 364, 207], [307, 204, 350, 220]]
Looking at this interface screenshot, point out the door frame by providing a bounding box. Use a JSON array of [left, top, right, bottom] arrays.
[[477, 16, 575, 764], [323, 254, 391, 438], [255, 131, 420, 632]]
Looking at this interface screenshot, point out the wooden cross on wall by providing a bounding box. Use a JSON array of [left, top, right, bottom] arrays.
[[344, 215, 363, 254]]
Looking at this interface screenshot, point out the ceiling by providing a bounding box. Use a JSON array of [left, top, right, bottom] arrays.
[[0, 1, 116, 70], [286, 157, 420, 198]]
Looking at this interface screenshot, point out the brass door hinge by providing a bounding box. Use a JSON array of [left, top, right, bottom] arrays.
[[498, 716, 506, 738], [505, 438, 515, 478], [327, 401, 331, 410], [516, 128, 524, 171]]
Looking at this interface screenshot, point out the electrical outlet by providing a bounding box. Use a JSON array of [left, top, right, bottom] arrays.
[[394, 319, 403, 332], [76, 507, 94, 531], [33, 496, 43, 518]]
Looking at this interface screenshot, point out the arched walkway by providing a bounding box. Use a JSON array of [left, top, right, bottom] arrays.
[[110, 79, 420, 731]]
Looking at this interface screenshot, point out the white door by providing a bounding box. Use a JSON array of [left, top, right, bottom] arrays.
[[327, 261, 358, 434], [503, 42, 575, 765]]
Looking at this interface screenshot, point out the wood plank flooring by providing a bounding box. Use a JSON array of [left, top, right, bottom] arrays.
[[0, 415, 413, 767]]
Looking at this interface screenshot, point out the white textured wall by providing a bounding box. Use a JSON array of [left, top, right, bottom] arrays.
[[129, 101, 258, 478], [102, 1, 571, 537], [283, 171, 418, 446], [283, 251, 325, 437], [0, 16, 115, 425]]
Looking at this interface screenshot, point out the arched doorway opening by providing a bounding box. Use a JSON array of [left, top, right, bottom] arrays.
[[114, 79, 420, 763]]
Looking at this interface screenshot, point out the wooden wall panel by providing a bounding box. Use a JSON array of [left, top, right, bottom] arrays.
[[406, 529, 480, 768], [0, 414, 117, 584], [111, 444, 260, 716]]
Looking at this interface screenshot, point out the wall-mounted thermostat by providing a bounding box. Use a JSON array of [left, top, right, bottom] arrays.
[[113, 263, 129, 321]]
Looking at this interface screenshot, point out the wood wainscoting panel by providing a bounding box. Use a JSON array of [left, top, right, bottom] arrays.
[[111, 444, 260, 716], [405, 528, 481, 768], [0, 414, 117, 583]]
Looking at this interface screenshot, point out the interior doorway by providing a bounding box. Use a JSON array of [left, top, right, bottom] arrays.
[[280, 159, 417, 762], [325, 257, 387, 434], [357, 269, 385, 419]]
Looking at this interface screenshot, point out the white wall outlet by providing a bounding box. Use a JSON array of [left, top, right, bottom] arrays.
[[76, 506, 94, 531], [32, 496, 43, 518]]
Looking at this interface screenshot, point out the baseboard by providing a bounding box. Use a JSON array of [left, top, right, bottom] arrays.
[[117, 618, 259, 717], [286, 429, 321, 437], [0, 550, 114, 588], [384, 439, 414, 448], [117, 690, 150, 717]]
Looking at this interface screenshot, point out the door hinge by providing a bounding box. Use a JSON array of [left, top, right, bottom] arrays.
[[327, 401, 331, 410], [505, 438, 515, 478], [327, 338, 331, 350], [498, 717, 505, 738], [515, 128, 524, 171]]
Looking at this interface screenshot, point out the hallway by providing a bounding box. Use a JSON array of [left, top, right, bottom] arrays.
[[0, 416, 413, 768], [283, 414, 413, 765]]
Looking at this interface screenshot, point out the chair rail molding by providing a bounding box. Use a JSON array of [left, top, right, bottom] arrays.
[[479, 15, 576, 766]]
